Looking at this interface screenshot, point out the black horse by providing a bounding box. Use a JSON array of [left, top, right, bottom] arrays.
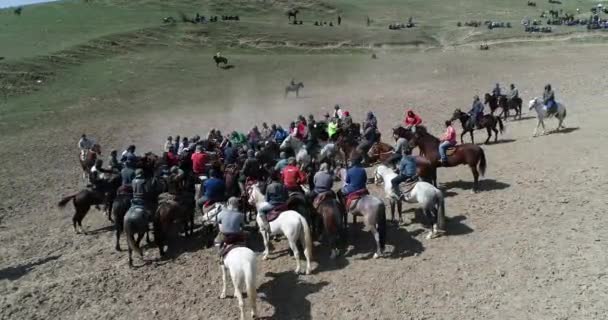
[[213, 55, 228, 67], [451, 109, 504, 144], [286, 9, 299, 21], [499, 95, 523, 120]]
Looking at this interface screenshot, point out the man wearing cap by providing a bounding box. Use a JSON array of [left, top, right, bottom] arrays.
[[261, 170, 289, 215], [214, 197, 247, 258], [282, 157, 307, 193]]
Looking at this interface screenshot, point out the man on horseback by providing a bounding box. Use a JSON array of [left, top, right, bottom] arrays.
[[191, 145, 209, 179], [120, 145, 137, 168], [404, 110, 422, 130], [273, 125, 288, 144], [260, 170, 289, 215], [340, 155, 367, 197], [342, 111, 353, 128], [120, 161, 136, 187], [386, 134, 408, 168], [274, 152, 289, 172], [507, 83, 519, 101], [78, 134, 94, 161], [90, 159, 114, 189], [282, 157, 307, 193], [439, 120, 457, 164], [131, 168, 149, 208], [469, 95, 485, 129], [359, 111, 379, 164], [390, 147, 417, 199], [492, 83, 501, 97], [333, 104, 344, 120], [214, 196, 246, 258], [239, 150, 261, 192], [327, 117, 339, 140], [197, 168, 226, 210], [543, 84, 557, 115], [108, 150, 122, 172]]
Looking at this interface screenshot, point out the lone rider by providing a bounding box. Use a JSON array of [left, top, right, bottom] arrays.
[[290, 78, 296, 87], [439, 120, 457, 165], [469, 95, 484, 129], [543, 84, 556, 114], [78, 134, 94, 160], [282, 157, 307, 193], [390, 147, 417, 199], [404, 110, 422, 129], [492, 83, 501, 97]]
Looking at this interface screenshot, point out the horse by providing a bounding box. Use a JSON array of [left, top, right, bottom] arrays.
[[484, 93, 505, 116], [286, 8, 299, 21], [367, 142, 393, 164], [407, 126, 487, 192], [280, 134, 311, 167], [57, 175, 121, 234], [214, 55, 228, 67], [528, 97, 567, 137], [402, 181, 446, 239], [124, 205, 150, 267], [248, 184, 313, 274], [220, 246, 258, 320], [284, 82, 304, 98], [336, 169, 387, 259], [372, 164, 403, 223], [153, 193, 196, 257], [112, 190, 133, 251], [313, 193, 345, 259], [79, 144, 100, 183], [451, 109, 504, 144], [500, 96, 523, 120]]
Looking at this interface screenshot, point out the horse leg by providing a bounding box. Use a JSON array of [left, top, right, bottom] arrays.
[[287, 237, 302, 274], [470, 165, 480, 193], [220, 264, 228, 299], [115, 222, 122, 251], [397, 199, 404, 224], [460, 131, 466, 144], [470, 130, 475, 144], [299, 229, 312, 275], [540, 119, 546, 135], [370, 225, 381, 259], [260, 230, 270, 260], [229, 269, 246, 320], [533, 120, 540, 136], [389, 199, 396, 222], [485, 127, 492, 144], [493, 126, 499, 143]]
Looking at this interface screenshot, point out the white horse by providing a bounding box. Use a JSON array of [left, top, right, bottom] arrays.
[[248, 184, 313, 274], [220, 247, 258, 320], [372, 164, 402, 222], [528, 97, 567, 137], [280, 134, 311, 167], [402, 181, 446, 239]]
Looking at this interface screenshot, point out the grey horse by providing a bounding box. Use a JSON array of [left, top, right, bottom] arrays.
[[337, 168, 387, 258], [124, 205, 150, 267]]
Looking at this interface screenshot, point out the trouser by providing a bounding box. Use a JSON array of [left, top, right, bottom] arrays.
[[390, 174, 412, 195], [439, 141, 453, 161], [386, 153, 402, 167]]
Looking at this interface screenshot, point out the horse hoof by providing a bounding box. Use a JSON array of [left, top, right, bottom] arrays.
[[305, 269, 311, 275], [220, 293, 227, 299], [373, 253, 380, 259], [262, 255, 269, 260]]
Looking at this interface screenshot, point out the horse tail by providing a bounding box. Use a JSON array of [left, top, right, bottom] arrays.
[[298, 214, 313, 261], [244, 253, 257, 314], [478, 147, 487, 177], [58, 194, 77, 208], [377, 202, 387, 251], [497, 116, 504, 134], [124, 215, 143, 257], [436, 191, 446, 231]]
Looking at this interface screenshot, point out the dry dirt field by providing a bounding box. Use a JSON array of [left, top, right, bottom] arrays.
[[1, 40, 608, 320]]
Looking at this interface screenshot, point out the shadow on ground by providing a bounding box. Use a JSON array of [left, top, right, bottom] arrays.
[[0, 255, 61, 281]]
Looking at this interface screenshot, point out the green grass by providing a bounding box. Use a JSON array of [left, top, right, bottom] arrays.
[[0, 0, 605, 135]]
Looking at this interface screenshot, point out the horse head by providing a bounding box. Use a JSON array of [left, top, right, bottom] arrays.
[[528, 97, 542, 111], [452, 109, 464, 121], [484, 93, 492, 104]]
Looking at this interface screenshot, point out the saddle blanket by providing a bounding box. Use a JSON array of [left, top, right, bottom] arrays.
[[346, 189, 369, 210], [313, 191, 336, 210], [267, 203, 289, 222]]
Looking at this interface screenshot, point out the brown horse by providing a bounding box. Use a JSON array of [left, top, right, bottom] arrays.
[[408, 126, 487, 192], [154, 193, 195, 257], [451, 109, 504, 144], [313, 193, 346, 259], [58, 175, 121, 233], [367, 142, 393, 164]]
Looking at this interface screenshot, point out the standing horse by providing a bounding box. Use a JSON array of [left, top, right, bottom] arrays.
[[248, 184, 313, 274], [402, 181, 446, 239], [154, 193, 195, 257], [112, 191, 132, 251], [372, 164, 403, 222], [500, 96, 523, 120], [79, 144, 100, 183], [286, 8, 299, 21], [284, 82, 304, 97], [408, 126, 487, 192], [484, 93, 503, 116], [528, 97, 567, 137], [220, 246, 258, 320], [367, 142, 393, 164], [124, 205, 149, 267], [336, 169, 387, 259], [451, 109, 504, 144], [313, 194, 345, 259], [280, 134, 311, 167]]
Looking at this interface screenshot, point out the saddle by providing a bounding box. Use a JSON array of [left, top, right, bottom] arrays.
[[220, 233, 247, 259], [345, 189, 369, 211], [446, 146, 456, 156], [117, 185, 133, 196], [313, 191, 335, 210], [399, 178, 418, 198], [266, 203, 289, 222]]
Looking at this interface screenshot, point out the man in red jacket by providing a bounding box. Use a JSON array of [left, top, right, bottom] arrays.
[[404, 110, 422, 129], [281, 157, 307, 193], [191, 145, 208, 178]]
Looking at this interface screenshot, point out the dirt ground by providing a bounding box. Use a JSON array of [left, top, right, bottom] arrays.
[[1, 42, 608, 320]]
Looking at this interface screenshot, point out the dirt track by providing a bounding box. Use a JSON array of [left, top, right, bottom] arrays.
[[1, 43, 608, 320]]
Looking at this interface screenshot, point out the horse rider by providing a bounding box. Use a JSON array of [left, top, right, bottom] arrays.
[[191, 145, 209, 179], [282, 157, 307, 194], [108, 150, 122, 171], [197, 168, 226, 210], [131, 168, 149, 208], [90, 159, 113, 189], [469, 95, 484, 129], [543, 84, 556, 115], [363, 111, 378, 129], [214, 197, 247, 259], [492, 83, 502, 97], [260, 122, 274, 141], [239, 149, 261, 191], [273, 125, 288, 144], [327, 117, 339, 140], [120, 161, 136, 188], [230, 131, 247, 148], [223, 141, 238, 166], [404, 110, 422, 130], [507, 84, 519, 102], [339, 154, 368, 200], [178, 137, 189, 155], [342, 111, 353, 129], [333, 104, 344, 120], [308, 162, 335, 208], [439, 120, 457, 165], [121, 145, 137, 168], [386, 134, 409, 168], [290, 78, 296, 87], [78, 134, 94, 160], [274, 152, 289, 172], [390, 147, 417, 199], [260, 170, 289, 216], [247, 126, 261, 150], [359, 112, 379, 163], [164, 136, 173, 152]]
